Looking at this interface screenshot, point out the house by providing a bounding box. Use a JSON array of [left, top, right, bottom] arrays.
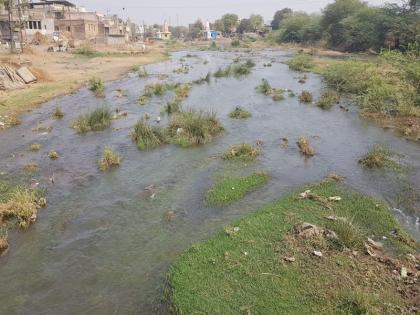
[[156, 20, 171, 40], [202, 20, 217, 40], [55, 11, 105, 41]]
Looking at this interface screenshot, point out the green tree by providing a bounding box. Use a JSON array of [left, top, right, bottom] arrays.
[[238, 18, 252, 34], [321, 0, 368, 47], [278, 13, 322, 44], [221, 13, 239, 34], [188, 19, 204, 39], [271, 8, 292, 30], [249, 14, 264, 31], [214, 19, 224, 32]]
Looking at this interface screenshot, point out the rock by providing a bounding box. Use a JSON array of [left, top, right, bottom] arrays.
[[313, 250, 323, 257], [324, 229, 338, 240], [295, 222, 323, 239], [298, 190, 311, 199], [401, 267, 408, 278], [367, 238, 383, 249], [17, 67, 37, 84], [283, 256, 296, 262], [328, 196, 342, 202]]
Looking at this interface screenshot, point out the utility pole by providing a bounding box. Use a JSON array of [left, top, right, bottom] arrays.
[[7, 0, 15, 53], [17, 0, 24, 53]]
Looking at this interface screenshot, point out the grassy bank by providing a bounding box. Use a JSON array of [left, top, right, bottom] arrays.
[[169, 180, 418, 314]]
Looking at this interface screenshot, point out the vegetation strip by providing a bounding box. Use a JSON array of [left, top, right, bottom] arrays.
[[169, 180, 418, 314]]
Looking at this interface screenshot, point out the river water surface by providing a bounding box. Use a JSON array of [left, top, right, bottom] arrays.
[[0, 49, 419, 314]]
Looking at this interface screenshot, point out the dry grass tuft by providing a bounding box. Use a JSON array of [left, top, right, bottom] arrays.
[[98, 146, 121, 171], [48, 150, 59, 160], [30, 143, 41, 151], [223, 144, 260, 162], [299, 91, 313, 103], [297, 136, 315, 157], [23, 163, 39, 172]]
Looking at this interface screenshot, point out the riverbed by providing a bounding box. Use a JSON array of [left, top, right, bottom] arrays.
[[0, 49, 419, 314]]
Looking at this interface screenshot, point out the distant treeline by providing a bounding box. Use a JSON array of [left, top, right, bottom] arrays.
[[269, 0, 419, 52]]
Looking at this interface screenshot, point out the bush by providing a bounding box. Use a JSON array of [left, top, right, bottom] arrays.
[[143, 82, 175, 97], [88, 78, 105, 97], [98, 146, 121, 171], [223, 144, 259, 162], [132, 120, 168, 150], [168, 109, 224, 147], [214, 60, 255, 78], [287, 54, 314, 71], [297, 135, 315, 156], [328, 219, 364, 249], [322, 61, 371, 94], [72, 107, 112, 134], [175, 84, 192, 99], [299, 91, 313, 103], [317, 90, 340, 109], [229, 107, 251, 119]]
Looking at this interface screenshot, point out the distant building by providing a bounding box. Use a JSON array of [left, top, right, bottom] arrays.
[[202, 20, 217, 40], [156, 20, 171, 40]]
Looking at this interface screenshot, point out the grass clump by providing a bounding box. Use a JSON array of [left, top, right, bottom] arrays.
[[287, 54, 314, 71], [138, 67, 149, 78], [256, 79, 285, 101], [358, 145, 403, 170], [168, 109, 224, 147], [223, 144, 259, 162], [317, 90, 340, 109], [164, 99, 182, 115], [193, 72, 211, 85], [72, 107, 112, 134], [256, 79, 272, 95], [74, 47, 103, 58], [52, 106, 64, 119], [175, 84, 191, 99], [299, 90, 313, 103], [169, 180, 418, 315], [30, 143, 41, 151], [132, 119, 168, 151], [229, 107, 251, 119], [138, 95, 149, 106], [0, 188, 44, 229], [98, 146, 121, 171], [143, 82, 174, 97], [0, 227, 8, 253], [297, 135, 315, 157], [214, 66, 231, 78], [48, 150, 59, 159], [214, 60, 255, 78], [206, 172, 269, 206], [23, 163, 39, 172], [88, 78, 105, 97]]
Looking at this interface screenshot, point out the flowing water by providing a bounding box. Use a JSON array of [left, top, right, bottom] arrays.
[[0, 49, 419, 315]]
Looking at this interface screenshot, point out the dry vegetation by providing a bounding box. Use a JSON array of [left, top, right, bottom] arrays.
[[297, 136, 315, 156], [98, 147, 121, 171]]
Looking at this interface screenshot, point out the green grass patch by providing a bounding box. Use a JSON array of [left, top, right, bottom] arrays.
[[132, 119, 168, 151], [229, 106, 251, 119], [287, 54, 314, 71], [206, 173, 269, 206], [72, 106, 112, 134], [358, 145, 405, 171], [168, 109, 224, 147], [169, 180, 418, 314], [223, 144, 259, 162], [98, 146, 121, 171], [256, 79, 285, 101], [88, 78, 105, 97], [214, 60, 256, 78], [317, 90, 340, 110]]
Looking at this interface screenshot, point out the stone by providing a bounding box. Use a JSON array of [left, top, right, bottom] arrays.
[[16, 67, 37, 84], [313, 250, 323, 257], [295, 223, 323, 239]]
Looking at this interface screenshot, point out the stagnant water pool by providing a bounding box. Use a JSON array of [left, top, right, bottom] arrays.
[[0, 49, 419, 314]]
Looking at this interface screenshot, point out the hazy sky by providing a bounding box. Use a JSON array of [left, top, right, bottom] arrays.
[[74, 0, 394, 25]]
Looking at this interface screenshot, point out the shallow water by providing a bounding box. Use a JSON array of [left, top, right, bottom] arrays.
[[0, 49, 419, 314]]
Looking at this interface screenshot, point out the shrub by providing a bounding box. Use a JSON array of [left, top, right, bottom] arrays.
[[98, 146, 121, 171], [272, 89, 285, 101], [88, 78, 105, 97], [317, 90, 340, 109], [327, 219, 364, 249], [72, 107, 112, 134], [223, 144, 259, 162], [193, 72, 212, 85], [229, 106, 251, 119], [168, 109, 224, 147], [299, 91, 313, 103], [143, 82, 174, 97], [52, 106, 64, 119], [214, 66, 232, 78], [322, 61, 371, 94], [287, 54, 314, 71], [138, 95, 149, 106], [358, 145, 403, 170], [214, 60, 255, 78], [297, 136, 315, 156], [132, 120, 168, 150]]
